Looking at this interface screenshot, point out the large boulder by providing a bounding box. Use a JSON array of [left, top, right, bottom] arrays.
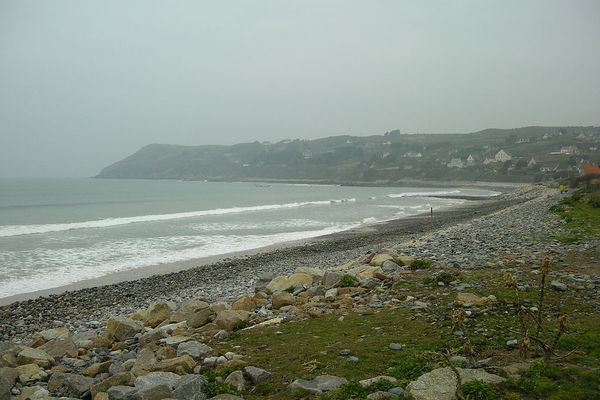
[[171, 299, 212, 328], [224, 370, 245, 391], [266, 273, 313, 292], [48, 372, 95, 398], [36, 327, 70, 342], [271, 292, 295, 309], [405, 367, 504, 400], [143, 303, 172, 328], [231, 296, 257, 312], [177, 341, 213, 360], [172, 374, 206, 400], [369, 253, 395, 266], [214, 310, 250, 332], [0, 367, 18, 399], [295, 267, 325, 281], [321, 271, 344, 288], [106, 316, 143, 341], [106, 385, 137, 400], [82, 361, 112, 377], [91, 372, 135, 398], [146, 355, 196, 375], [39, 337, 78, 358], [15, 363, 48, 383], [135, 372, 180, 391], [16, 347, 54, 368], [243, 366, 271, 385], [139, 321, 187, 346]]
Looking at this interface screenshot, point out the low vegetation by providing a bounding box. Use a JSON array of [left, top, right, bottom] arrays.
[[550, 187, 600, 243]]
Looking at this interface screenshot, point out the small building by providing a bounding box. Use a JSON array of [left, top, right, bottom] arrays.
[[447, 158, 464, 168], [577, 133, 586, 139], [483, 158, 495, 165], [302, 151, 313, 159], [466, 154, 475, 165], [403, 151, 423, 158], [516, 138, 530, 144], [495, 150, 512, 162], [527, 157, 537, 167], [560, 146, 580, 155], [582, 164, 600, 176]]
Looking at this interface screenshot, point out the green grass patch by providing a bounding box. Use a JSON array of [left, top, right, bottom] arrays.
[[551, 188, 600, 243], [409, 259, 433, 270], [340, 274, 359, 287]]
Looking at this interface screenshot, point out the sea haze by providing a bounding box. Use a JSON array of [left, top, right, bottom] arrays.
[[0, 178, 498, 299]]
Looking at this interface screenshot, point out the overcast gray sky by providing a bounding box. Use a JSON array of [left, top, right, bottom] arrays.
[[1, 1, 599, 178]]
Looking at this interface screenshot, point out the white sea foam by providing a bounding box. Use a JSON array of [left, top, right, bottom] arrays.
[[0, 224, 359, 299], [387, 190, 462, 198], [0, 199, 347, 238]]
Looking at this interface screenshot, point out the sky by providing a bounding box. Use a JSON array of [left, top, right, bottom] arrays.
[[1, 1, 599, 178]]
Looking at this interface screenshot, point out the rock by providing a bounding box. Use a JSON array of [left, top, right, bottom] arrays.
[[405, 367, 505, 400], [17, 386, 49, 400], [243, 366, 271, 385], [106, 317, 143, 341], [359, 376, 397, 388], [295, 267, 325, 280], [354, 266, 384, 280], [16, 347, 54, 368], [91, 372, 135, 398], [137, 383, 172, 400], [139, 321, 187, 346], [83, 361, 112, 377], [266, 273, 313, 292], [231, 296, 257, 312], [177, 341, 214, 360], [224, 370, 245, 391], [171, 300, 213, 328], [506, 339, 518, 348], [347, 356, 359, 363], [388, 387, 405, 397], [551, 280, 568, 291], [367, 391, 398, 399], [143, 303, 172, 328], [131, 348, 157, 374], [370, 253, 395, 266], [36, 327, 70, 342], [324, 288, 338, 301], [388, 343, 404, 351], [454, 293, 496, 307], [208, 395, 243, 400], [214, 310, 250, 332], [146, 355, 196, 375], [48, 372, 95, 397], [39, 338, 78, 358], [0, 367, 18, 399], [135, 372, 180, 391], [106, 385, 137, 400], [15, 363, 48, 383], [272, 292, 295, 309], [172, 374, 206, 400], [321, 271, 344, 288], [500, 361, 533, 378], [161, 335, 192, 347], [288, 374, 348, 394], [396, 255, 415, 266]]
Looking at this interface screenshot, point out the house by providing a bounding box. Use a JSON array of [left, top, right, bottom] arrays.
[[528, 157, 537, 167], [447, 158, 464, 168], [302, 151, 313, 159], [516, 138, 530, 144], [577, 133, 586, 139], [542, 133, 552, 140], [466, 154, 475, 165], [560, 146, 580, 155], [483, 158, 495, 165], [582, 164, 600, 176], [540, 165, 559, 173], [495, 150, 512, 162], [403, 151, 423, 158]]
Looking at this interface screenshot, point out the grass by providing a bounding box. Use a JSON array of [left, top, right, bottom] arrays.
[[551, 188, 600, 243]]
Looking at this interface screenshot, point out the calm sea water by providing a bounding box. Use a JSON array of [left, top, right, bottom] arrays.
[[0, 178, 498, 299]]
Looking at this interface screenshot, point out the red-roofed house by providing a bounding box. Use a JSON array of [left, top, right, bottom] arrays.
[[582, 164, 600, 175]]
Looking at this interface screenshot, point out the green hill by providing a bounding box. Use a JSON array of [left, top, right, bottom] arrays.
[[97, 126, 600, 184]]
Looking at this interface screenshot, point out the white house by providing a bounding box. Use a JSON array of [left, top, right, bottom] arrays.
[[447, 158, 464, 168], [560, 146, 580, 155], [528, 157, 537, 167], [466, 155, 475, 165], [495, 150, 512, 162]]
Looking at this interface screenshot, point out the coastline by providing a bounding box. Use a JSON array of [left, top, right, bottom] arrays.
[[0, 185, 546, 341]]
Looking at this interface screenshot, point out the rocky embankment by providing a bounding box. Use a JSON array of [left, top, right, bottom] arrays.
[[3, 185, 599, 399]]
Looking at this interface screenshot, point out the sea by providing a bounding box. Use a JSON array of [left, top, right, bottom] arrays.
[[0, 178, 499, 300]]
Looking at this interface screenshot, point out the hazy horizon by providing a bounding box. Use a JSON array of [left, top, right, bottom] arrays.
[[2, 1, 600, 178]]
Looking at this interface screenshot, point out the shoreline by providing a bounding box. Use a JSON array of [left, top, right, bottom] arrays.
[[0, 192, 499, 306], [0, 185, 544, 341]]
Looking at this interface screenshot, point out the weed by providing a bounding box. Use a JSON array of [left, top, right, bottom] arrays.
[[459, 380, 498, 400], [409, 259, 433, 270], [339, 274, 359, 287]]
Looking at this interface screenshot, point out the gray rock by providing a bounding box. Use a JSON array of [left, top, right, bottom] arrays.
[[107, 385, 137, 400], [388, 343, 404, 351], [172, 374, 206, 400], [347, 356, 359, 363], [134, 372, 181, 391], [322, 271, 344, 288], [550, 280, 568, 291], [288, 378, 322, 395], [0, 367, 18, 400], [359, 375, 397, 388], [137, 383, 172, 400], [177, 341, 214, 360], [405, 367, 505, 400], [243, 366, 271, 385], [339, 349, 351, 356], [47, 372, 95, 397], [367, 391, 398, 399], [106, 316, 144, 341], [208, 395, 243, 400], [506, 339, 518, 348], [224, 370, 245, 391], [388, 387, 405, 397]]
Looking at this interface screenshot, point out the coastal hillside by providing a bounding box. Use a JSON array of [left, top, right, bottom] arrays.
[[97, 126, 600, 183]]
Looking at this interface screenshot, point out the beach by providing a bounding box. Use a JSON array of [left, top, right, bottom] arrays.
[[0, 184, 559, 341]]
